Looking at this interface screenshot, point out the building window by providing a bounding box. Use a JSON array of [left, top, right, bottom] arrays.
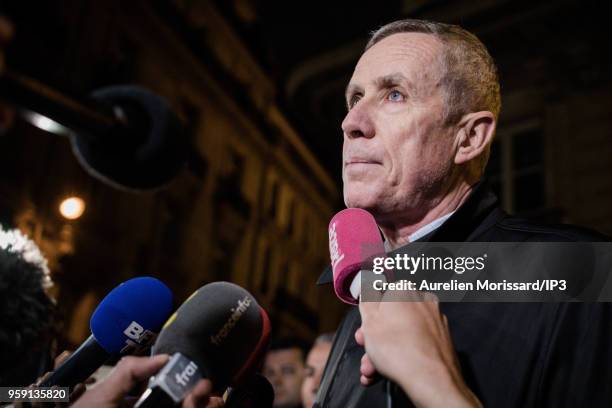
[[486, 119, 546, 215]]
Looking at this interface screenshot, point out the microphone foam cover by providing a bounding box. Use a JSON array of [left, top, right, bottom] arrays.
[[90, 277, 173, 354], [152, 282, 270, 390], [329, 208, 384, 304], [72, 85, 188, 191]]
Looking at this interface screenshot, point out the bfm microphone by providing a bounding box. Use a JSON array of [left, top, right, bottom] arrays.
[[40, 277, 173, 389], [224, 373, 274, 408], [135, 282, 271, 408], [328, 208, 385, 304], [0, 68, 188, 190]]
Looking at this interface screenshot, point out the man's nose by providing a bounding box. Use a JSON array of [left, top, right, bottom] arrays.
[[341, 101, 375, 139]]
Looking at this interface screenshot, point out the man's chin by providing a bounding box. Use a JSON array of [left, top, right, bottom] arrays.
[[343, 189, 381, 211]]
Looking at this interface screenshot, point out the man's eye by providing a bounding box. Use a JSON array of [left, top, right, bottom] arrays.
[[348, 94, 362, 109], [387, 90, 404, 102]]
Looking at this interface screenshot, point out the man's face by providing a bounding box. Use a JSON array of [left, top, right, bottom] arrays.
[[301, 341, 332, 408], [342, 33, 456, 219], [263, 348, 305, 407]]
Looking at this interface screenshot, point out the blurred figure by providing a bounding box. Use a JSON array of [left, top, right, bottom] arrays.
[[0, 225, 57, 386], [301, 333, 333, 408], [263, 337, 309, 408]]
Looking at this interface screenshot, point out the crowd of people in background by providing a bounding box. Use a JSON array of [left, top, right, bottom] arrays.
[[262, 335, 333, 408]]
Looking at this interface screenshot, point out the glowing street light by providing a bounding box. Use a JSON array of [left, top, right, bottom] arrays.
[[59, 197, 85, 220]]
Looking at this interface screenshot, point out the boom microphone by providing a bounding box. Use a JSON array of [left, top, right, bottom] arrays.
[[328, 208, 385, 304], [0, 68, 188, 190], [40, 277, 173, 389], [135, 282, 271, 408]]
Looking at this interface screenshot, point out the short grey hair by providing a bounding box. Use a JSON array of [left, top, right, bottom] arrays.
[[366, 19, 501, 125]]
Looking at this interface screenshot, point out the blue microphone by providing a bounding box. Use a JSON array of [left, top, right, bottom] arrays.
[[40, 277, 173, 389]]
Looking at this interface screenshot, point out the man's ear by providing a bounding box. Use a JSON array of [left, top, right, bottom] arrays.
[[454, 111, 496, 165]]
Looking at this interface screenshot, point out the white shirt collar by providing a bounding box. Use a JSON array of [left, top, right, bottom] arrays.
[[408, 211, 455, 242]]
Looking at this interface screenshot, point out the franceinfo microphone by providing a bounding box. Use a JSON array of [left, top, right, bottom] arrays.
[[0, 68, 188, 190], [328, 208, 385, 304], [135, 282, 271, 408], [40, 277, 173, 389]]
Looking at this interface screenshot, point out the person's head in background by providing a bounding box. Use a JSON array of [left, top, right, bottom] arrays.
[[263, 337, 310, 408], [301, 333, 334, 408], [0, 225, 57, 386]]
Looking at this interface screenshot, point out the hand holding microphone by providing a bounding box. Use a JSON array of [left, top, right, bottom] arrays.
[[328, 208, 385, 304], [70, 355, 169, 408], [135, 281, 271, 408], [328, 208, 480, 407], [40, 276, 173, 390], [60, 280, 274, 408], [71, 355, 223, 408]]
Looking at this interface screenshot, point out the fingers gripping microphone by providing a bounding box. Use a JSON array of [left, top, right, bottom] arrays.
[[40, 277, 173, 389], [0, 69, 188, 190], [329, 208, 385, 304], [135, 282, 271, 408]]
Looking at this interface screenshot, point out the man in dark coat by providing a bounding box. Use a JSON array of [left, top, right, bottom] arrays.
[[315, 19, 611, 408]]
